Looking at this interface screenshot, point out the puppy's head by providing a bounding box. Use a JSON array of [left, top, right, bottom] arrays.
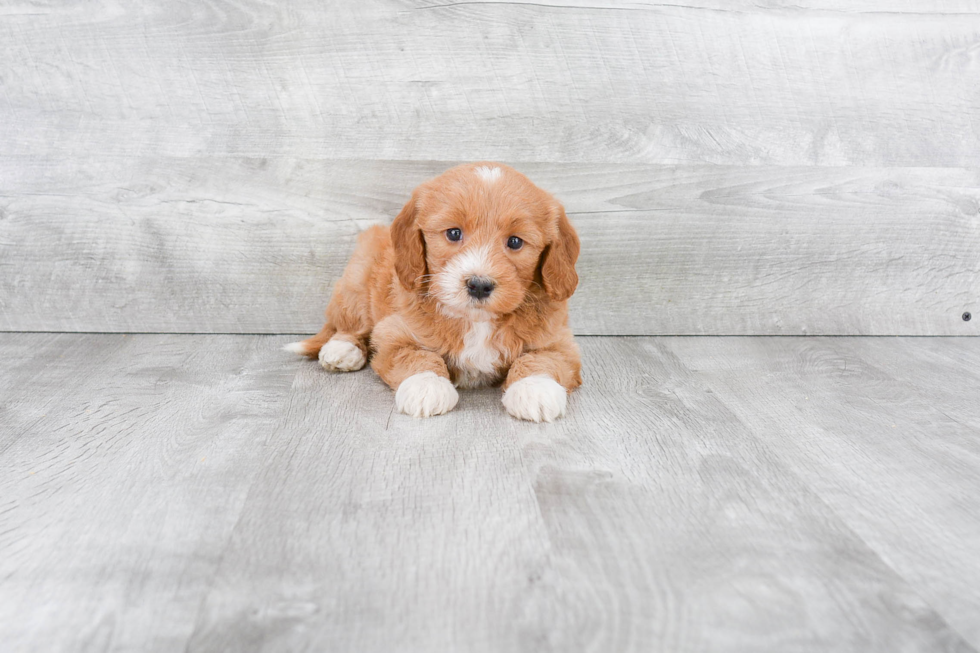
[[390, 163, 580, 317]]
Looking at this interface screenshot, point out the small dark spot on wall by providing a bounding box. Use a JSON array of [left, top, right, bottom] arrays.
[[960, 198, 980, 216], [964, 312, 972, 322]]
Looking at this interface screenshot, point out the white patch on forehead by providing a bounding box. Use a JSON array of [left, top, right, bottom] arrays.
[[474, 165, 502, 184], [453, 320, 502, 388]]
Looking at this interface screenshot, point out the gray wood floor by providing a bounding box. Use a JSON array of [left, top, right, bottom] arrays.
[[2, 333, 978, 652]]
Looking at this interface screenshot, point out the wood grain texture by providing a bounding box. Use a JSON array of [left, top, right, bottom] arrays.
[[2, 0, 979, 165], [668, 336, 980, 648], [0, 334, 295, 652], [3, 0, 979, 334], [2, 158, 977, 335], [2, 333, 978, 651]]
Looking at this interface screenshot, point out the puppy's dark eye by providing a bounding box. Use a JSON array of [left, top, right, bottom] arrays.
[[506, 236, 524, 250], [446, 228, 462, 242]]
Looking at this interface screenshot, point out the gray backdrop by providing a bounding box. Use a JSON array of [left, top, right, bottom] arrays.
[[2, 0, 978, 335]]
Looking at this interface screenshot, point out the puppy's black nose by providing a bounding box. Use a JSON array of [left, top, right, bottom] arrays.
[[466, 276, 495, 300]]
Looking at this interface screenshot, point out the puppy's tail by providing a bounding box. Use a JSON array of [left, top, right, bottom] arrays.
[[283, 324, 336, 359]]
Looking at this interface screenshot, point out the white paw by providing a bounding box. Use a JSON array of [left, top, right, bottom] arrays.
[[502, 375, 567, 423], [318, 338, 366, 372], [395, 372, 459, 418]]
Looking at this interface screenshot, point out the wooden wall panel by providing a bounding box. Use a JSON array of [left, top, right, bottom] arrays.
[[2, 158, 976, 335], [1, 1, 978, 165], [2, 1, 978, 333]]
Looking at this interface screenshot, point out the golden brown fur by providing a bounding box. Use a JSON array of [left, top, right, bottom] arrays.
[[289, 162, 582, 420]]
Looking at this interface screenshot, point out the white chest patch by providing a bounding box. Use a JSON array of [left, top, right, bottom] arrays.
[[452, 320, 502, 388]]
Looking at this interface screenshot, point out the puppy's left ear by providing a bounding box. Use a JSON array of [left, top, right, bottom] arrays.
[[541, 202, 580, 302]]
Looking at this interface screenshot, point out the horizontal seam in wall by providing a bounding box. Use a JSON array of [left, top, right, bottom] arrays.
[[0, 331, 976, 338]]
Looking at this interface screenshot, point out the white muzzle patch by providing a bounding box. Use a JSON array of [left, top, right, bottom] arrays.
[[434, 244, 494, 311]]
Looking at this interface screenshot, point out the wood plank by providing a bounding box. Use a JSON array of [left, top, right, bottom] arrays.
[[2, 158, 977, 335], [1, 1, 979, 166], [184, 342, 557, 652], [0, 333, 294, 652], [2, 333, 978, 650], [668, 336, 980, 648], [185, 336, 970, 651]]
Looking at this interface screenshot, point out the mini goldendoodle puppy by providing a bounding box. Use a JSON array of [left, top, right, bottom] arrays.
[[286, 162, 581, 422]]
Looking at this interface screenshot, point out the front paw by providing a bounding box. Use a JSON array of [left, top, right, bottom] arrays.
[[395, 372, 459, 418], [502, 375, 567, 422]]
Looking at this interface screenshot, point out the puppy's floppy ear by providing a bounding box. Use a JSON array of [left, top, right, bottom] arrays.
[[390, 192, 427, 291], [541, 202, 580, 302]]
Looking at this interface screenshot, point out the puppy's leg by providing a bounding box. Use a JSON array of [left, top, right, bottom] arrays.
[[285, 298, 370, 373], [502, 331, 581, 423], [285, 226, 387, 371], [316, 333, 368, 373], [371, 316, 458, 418]]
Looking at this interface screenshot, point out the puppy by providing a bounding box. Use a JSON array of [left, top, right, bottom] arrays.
[[286, 162, 581, 422]]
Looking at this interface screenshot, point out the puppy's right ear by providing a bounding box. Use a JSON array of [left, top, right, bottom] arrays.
[[390, 192, 427, 291]]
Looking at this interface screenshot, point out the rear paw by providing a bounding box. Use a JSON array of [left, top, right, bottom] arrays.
[[395, 372, 458, 418], [319, 338, 366, 372]]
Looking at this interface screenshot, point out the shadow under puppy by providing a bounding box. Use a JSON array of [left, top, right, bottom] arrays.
[[286, 162, 582, 421]]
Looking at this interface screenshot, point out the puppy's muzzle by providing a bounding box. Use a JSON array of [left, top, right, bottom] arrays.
[[466, 276, 495, 300]]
